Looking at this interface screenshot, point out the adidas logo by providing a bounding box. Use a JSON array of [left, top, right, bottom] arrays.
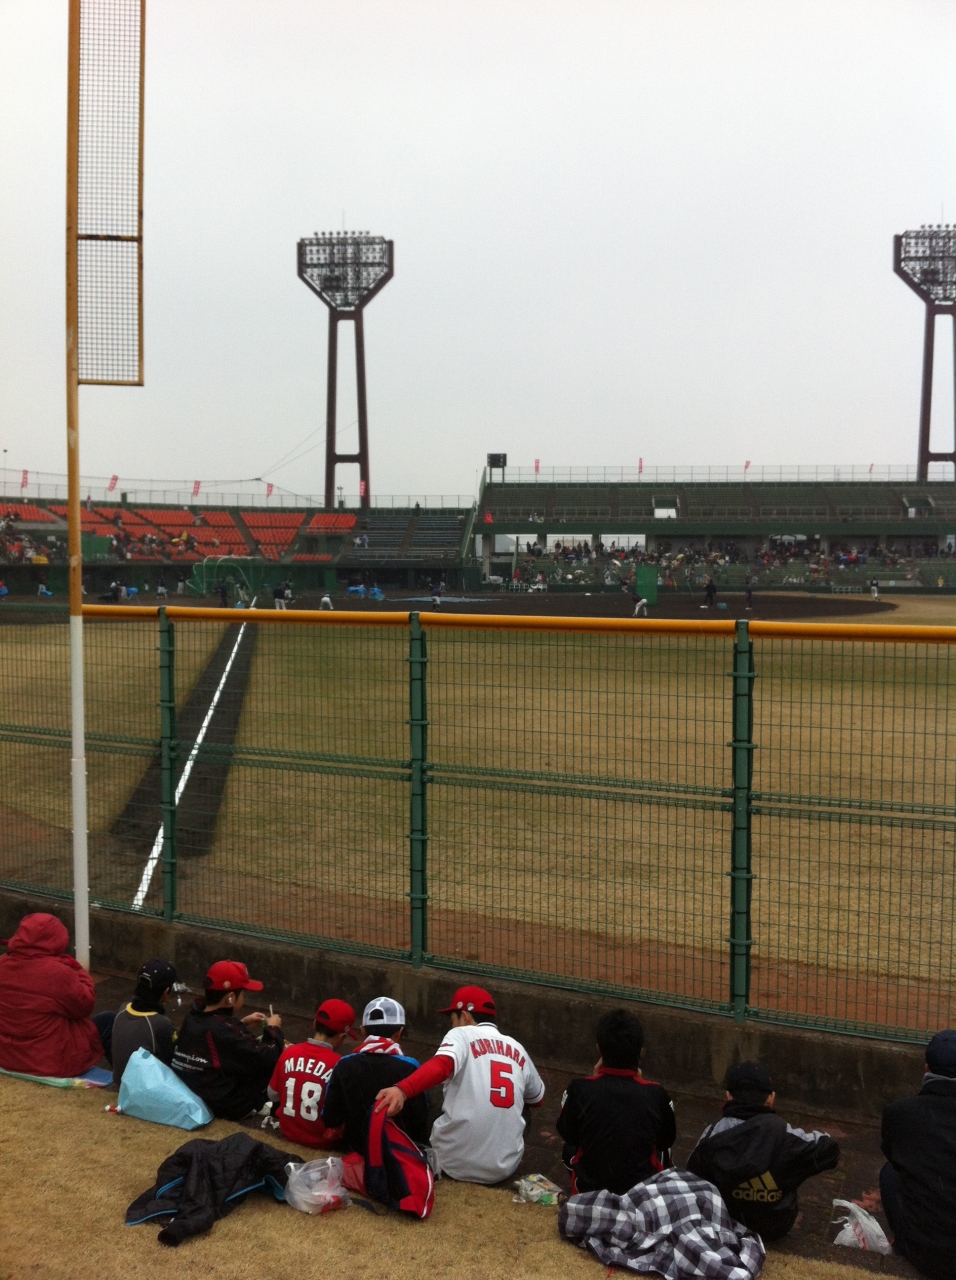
[[731, 1172, 783, 1203]]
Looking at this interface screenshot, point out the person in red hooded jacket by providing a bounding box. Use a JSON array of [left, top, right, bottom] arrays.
[[0, 913, 103, 1076]]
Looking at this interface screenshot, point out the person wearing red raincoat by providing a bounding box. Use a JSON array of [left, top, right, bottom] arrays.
[[0, 913, 103, 1076]]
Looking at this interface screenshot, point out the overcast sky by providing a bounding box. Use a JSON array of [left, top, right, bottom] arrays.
[[1, 0, 955, 499]]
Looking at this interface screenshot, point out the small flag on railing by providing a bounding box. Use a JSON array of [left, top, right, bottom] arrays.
[[869, 463, 874, 475], [20, 469, 28, 490], [266, 482, 274, 498], [744, 460, 751, 471], [638, 458, 643, 475], [107, 475, 118, 492], [359, 480, 366, 498], [192, 480, 201, 497], [534, 458, 540, 474]]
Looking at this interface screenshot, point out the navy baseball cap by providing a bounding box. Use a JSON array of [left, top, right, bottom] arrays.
[[926, 1030, 956, 1077], [726, 1061, 774, 1098]]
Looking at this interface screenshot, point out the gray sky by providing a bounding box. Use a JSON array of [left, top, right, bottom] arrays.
[[1, 0, 955, 498]]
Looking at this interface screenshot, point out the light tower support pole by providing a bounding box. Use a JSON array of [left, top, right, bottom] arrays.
[[325, 313, 339, 511], [66, 0, 90, 970], [354, 309, 371, 507], [893, 231, 956, 481]]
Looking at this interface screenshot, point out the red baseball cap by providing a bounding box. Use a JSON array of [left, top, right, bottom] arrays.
[[438, 985, 496, 1017], [205, 960, 264, 992], [315, 998, 359, 1038]]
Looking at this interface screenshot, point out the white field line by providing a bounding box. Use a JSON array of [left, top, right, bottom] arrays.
[[132, 604, 254, 910]]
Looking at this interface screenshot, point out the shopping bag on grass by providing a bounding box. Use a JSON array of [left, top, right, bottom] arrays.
[[118, 1048, 213, 1130]]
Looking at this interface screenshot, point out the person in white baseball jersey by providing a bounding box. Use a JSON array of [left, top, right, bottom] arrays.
[[375, 984, 545, 1184]]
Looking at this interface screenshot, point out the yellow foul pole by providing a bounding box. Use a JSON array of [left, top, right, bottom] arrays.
[[66, 0, 90, 969]]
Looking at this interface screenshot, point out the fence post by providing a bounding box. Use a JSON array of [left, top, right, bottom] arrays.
[[729, 618, 755, 1023], [158, 607, 177, 923], [408, 611, 429, 966]]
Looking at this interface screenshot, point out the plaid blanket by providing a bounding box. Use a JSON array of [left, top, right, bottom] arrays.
[[559, 1169, 766, 1279]]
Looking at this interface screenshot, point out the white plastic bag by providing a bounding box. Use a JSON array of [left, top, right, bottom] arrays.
[[285, 1157, 350, 1215], [831, 1200, 891, 1254]]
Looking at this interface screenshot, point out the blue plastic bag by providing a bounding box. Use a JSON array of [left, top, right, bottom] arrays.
[[118, 1048, 213, 1130]]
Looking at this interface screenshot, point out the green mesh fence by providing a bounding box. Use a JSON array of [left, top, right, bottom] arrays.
[[1, 603, 955, 1043]]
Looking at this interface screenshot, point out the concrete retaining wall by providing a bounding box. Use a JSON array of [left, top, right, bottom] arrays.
[[0, 888, 926, 1121]]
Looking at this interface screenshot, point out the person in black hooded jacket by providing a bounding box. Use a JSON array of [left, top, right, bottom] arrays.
[[171, 960, 283, 1120], [880, 1029, 956, 1280], [687, 1061, 839, 1241]]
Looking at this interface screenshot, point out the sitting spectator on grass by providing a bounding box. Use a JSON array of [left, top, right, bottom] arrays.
[[171, 960, 283, 1120], [687, 1061, 839, 1241], [267, 998, 358, 1148], [880, 1030, 956, 1280], [322, 997, 429, 1154], [110, 958, 179, 1085], [556, 1009, 675, 1194], [323, 993, 427, 1157], [375, 984, 545, 1184], [0, 912, 107, 1077]]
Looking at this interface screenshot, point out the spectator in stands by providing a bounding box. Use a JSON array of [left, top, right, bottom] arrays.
[[0, 580, 7, 599], [109, 958, 179, 1084], [171, 960, 283, 1120], [880, 1030, 956, 1280], [687, 1061, 839, 1241], [557, 1009, 675, 1194], [0, 913, 107, 1077], [322, 997, 428, 1155]]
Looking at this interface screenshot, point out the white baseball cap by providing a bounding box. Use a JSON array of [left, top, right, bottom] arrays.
[[362, 996, 405, 1027]]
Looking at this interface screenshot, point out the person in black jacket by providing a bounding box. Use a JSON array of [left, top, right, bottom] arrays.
[[687, 1061, 839, 1241], [171, 960, 283, 1120], [110, 957, 179, 1085], [322, 996, 429, 1155], [556, 1009, 675, 1194], [880, 1030, 956, 1280]]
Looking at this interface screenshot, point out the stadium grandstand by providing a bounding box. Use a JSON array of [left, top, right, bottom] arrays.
[[1, 464, 954, 594]]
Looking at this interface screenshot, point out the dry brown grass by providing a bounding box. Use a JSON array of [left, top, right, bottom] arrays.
[[2, 614, 956, 1027], [0, 1074, 874, 1280]]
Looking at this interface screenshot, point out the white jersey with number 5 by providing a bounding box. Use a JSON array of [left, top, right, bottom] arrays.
[[429, 1020, 545, 1183]]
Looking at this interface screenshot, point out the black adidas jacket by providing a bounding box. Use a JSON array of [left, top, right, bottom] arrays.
[[556, 1067, 676, 1194], [687, 1101, 839, 1240], [882, 1075, 956, 1276], [171, 1004, 284, 1120]]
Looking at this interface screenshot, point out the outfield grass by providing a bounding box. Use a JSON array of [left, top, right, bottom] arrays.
[[2, 613, 955, 1031]]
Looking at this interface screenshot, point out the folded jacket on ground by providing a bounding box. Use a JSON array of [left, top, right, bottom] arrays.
[[125, 1132, 296, 1246]]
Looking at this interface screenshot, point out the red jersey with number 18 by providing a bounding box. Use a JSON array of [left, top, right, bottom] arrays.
[[429, 1021, 545, 1183], [269, 1039, 344, 1147]]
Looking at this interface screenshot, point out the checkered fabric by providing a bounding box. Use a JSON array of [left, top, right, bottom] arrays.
[[558, 1168, 766, 1279]]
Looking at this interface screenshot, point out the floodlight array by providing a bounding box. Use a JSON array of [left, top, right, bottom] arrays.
[[897, 226, 956, 305], [298, 233, 393, 311]]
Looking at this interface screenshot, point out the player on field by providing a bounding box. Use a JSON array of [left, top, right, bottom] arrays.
[[375, 984, 545, 1184], [266, 998, 358, 1147]]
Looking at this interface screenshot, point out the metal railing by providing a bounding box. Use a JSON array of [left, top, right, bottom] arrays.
[[484, 464, 956, 485], [1, 603, 955, 1043]]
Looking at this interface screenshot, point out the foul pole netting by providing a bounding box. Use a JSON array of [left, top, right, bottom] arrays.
[[67, 0, 145, 966]]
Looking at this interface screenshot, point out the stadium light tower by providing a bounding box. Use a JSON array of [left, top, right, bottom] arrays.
[[894, 227, 956, 480], [297, 232, 394, 509]]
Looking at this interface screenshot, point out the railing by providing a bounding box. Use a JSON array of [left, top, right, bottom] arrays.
[[2, 603, 955, 1043], [485, 464, 956, 485]]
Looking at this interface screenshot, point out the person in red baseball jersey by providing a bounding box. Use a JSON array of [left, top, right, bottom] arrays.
[[267, 999, 358, 1147], [375, 984, 545, 1184]]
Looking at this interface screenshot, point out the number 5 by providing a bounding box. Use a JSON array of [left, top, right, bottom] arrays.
[[490, 1060, 514, 1108]]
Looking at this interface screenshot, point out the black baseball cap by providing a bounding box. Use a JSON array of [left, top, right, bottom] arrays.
[[926, 1030, 956, 1077], [136, 958, 178, 994], [725, 1061, 774, 1099]]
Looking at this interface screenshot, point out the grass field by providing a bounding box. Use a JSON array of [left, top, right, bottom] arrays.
[[0, 1073, 885, 1280], [1, 600, 955, 1035]]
